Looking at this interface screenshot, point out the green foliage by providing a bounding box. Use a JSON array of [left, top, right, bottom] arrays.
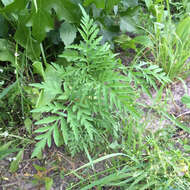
[[1, 1, 190, 189], [129, 61, 171, 90], [126, 61, 171, 98], [0, 39, 14, 64], [32, 164, 53, 190], [9, 149, 24, 173], [170, 0, 190, 20], [0, 141, 20, 160], [31, 6, 139, 157], [0, 0, 140, 61], [156, 16, 190, 79], [69, 121, 190, 190], [138, 1, 190, 79], [84, 0, 121, 11], [0, 0, 81, 59]]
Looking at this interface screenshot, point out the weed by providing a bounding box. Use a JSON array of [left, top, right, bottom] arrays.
[[30, 6, 139, 158], [69, 120, 190, 190]]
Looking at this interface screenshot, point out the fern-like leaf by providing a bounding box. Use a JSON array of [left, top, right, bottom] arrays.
[[31, 5, 140, 157]]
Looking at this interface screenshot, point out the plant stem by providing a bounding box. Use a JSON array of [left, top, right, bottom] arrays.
[[15, 43, 24, 119], [40, 43, 48, 67]]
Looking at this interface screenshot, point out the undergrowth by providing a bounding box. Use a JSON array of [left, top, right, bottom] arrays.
[[0, 1, 190, 190]]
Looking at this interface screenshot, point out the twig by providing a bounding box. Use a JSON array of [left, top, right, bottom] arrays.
[[176, 111, 190, 118]]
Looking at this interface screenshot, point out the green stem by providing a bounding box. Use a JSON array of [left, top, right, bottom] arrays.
[[40, 43, 48, 67], [15, 43, 24, 118], [0, 133, 34, 143], [166, 0, 171, 22]]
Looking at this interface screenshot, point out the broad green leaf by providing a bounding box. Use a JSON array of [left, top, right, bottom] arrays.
[[133, 35, 153, 47], [32, 112, 42, 121], [0, 14, 8, 37], [84, 0, 120, 10], [120, 16, 138, 33], [122, 0, 138, 8], [0, 39, 14, 64], [34, 90, 46, 108], [0, 51, 14, 64], [83, 0, 106, 9], [9, 149, 24, 173], [60, 22, 77, 46], [35, 116, 59, 125], [1, 0, 14, 6], [32, 61, 45, 80], [48, 0, 81, 23], [2, 0, 28, 13], [14, 15, 41, 60], [27, 1, 54, 42], [94, 0, 105, 9], [3, 0, 80, 47]]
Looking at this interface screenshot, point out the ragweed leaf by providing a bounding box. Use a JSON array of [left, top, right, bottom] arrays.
[[31, 139, 46, 158], [35, 116, 59, 125], [53, 124, 60, 146], [61, 118, 68, 145]]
